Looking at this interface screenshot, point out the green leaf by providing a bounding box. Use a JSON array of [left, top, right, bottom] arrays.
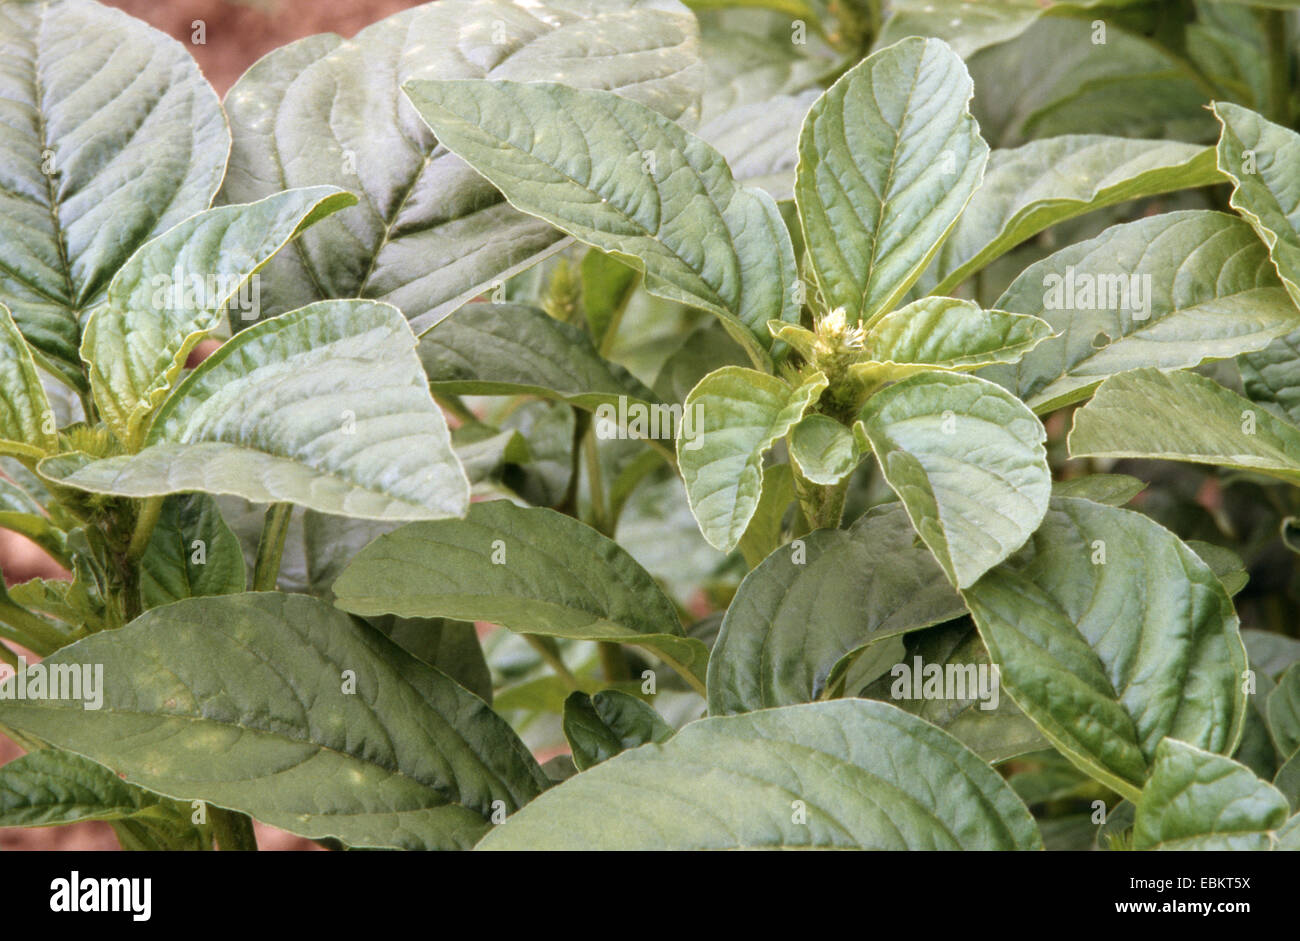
[[859, 621, 1050, 763], [878, 0, 1147, 59], [221, 0, 704, 334], [963, 497, 1247, 803], [853, 298, 1054, 384], [1134, 739, 1294, 850], [418, 302, 663, 432], [81, 187, 356, 449], [0, 0, 228, 388], [580, 250, 638, 350], [699, 91, 819, 201], [855, 371, 1050, 589], [0, 593, 548, 850], [796, 37, 988, 325], [40, 300, 471, 520], [736, 462, 795, 569], [1186, 540, 1249, 597], [1267, 664, 1300, 760], [708, 502, 965, 715], [1214, 102, 1300, 308], [402, 80, 797, 367], [930, 137, 1221, 295], [983, 211, 1300, 413], [678, 367, 826, 552], [477, 700, 1042, 850], [563, 690, 673, 771], [1275, 752, 1300, 812], [1068, 367, 1300, 485], [1239, 327, 1300, 426], [332, 500, 709, 692], [1052, 474, 1145, 506], [138, 494, 246, 611], [0, 748, 171, 829], [0, 303, 57, 457], [967, 18, 1214, 148], [788, 414, 859, 485], [365, 615, 492, 706]]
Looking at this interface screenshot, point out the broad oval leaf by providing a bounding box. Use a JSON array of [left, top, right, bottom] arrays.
[[1134, 739, 1295, 851], [417, 302, 662, 427], [41, 300, 470, 520], [982, 211, 1300, 413], [963, 497, 1247, 803], [1268, 665, 1300, 761], [477, 700, 1042, 850], [332, 500, 708, 691], [795, 37, 988, 325], [562, 690, 673, 771], [1052, 473, 1145, 507], [222, 0, 704, 334], [81, 186, 356, 449], [858, 621, 1050, 764], [930, 136, 1220, 295], [708, 501, 965, 715], [1068, 367, 1300, 485], [0, 303, 57, 457], [403, 79, 798, 366], [138, 493, 246, 611], [0, 593, 548, 850], [855, 371, 1050, 589], [1214, 102, 1300, 307], [0, 0, 228, 387], [788, 413, 859, 485], [859, 297, 1053, 373], [678, 366, 826, 553]]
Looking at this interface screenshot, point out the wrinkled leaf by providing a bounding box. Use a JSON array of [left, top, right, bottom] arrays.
[[856, 371, 1050, 588]]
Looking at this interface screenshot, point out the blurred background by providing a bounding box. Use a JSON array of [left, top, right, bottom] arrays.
[[0, 0, 431, 851]]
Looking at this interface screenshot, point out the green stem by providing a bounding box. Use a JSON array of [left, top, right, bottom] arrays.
[[557, 410, 590, 517], [598, 641, 631, 684], [433, 392, 479, 427], [0, 601, 64, 656], [125, 495, 164, 562], [210, 807, 258, 851], [583, 424, 611, 537], [1263, 9, 1291, 125], [0, 639, 18, 669], [524, 635, 581, 691], [792, 468, 849, 534], [252, 503, 293, 592]]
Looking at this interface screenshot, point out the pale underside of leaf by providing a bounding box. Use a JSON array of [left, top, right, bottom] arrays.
[[220, 0, 705, 334], [856, 370, 1051, 589], [983, 211, 1300, 413], [679, 367, 827, 553], [42, 300, 470, 520], [81, 186, 356, 449], [1068, 367, 1300, 485]]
